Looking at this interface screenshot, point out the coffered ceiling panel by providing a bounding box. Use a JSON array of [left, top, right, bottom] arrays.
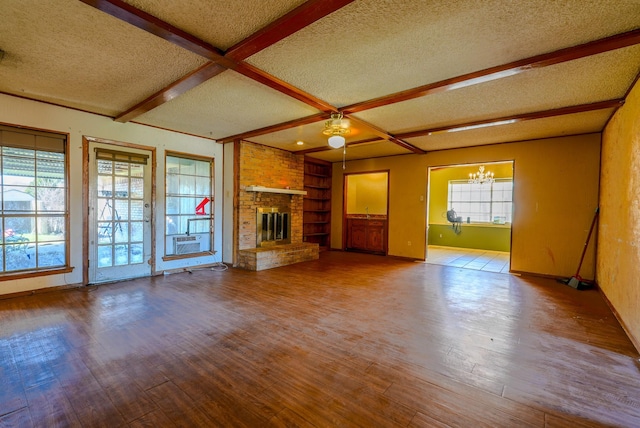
[[134, 70, 320, 139], [0, 0, 207, 117], [406, 109, 616, 152], [307, 140, 410, 163], [246, 0, 640, 107], [248, 117, 380, 152], [123, 0, 307, 49], [353, 45, 640, 134]]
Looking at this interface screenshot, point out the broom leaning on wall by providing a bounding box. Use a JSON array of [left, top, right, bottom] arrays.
[[559, 207, 599, 290]]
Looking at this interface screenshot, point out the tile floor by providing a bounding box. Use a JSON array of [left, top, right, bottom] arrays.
[[424, 245, 511, 273]]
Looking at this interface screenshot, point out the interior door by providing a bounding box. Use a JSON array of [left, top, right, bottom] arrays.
[[88, 142, 152, 283]]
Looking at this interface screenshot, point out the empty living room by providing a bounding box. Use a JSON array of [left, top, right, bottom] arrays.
[[1, 0, 639, 426]]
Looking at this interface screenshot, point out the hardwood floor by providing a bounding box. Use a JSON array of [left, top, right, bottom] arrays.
[[1, 251, 639, 427]]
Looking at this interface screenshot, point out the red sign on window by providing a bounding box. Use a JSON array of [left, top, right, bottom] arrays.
[[195, 197, 210, 215]]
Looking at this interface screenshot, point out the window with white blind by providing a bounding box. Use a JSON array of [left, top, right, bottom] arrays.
[[448, 179, 513, 224], [165, 153, 214, 257], [0, 125, 68, 275]]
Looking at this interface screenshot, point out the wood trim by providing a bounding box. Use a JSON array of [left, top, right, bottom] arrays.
[[346, 115, 425, 154], [218, 113, 327, 143], [232, 62, 336, 112], [233, 140, 241, 266], [0, 123, 72, 280], [165, 149, 215, 163], [79, 0, 229, 63], [296, 137, 385, 155], [225, 0, 356, 61], [303, 156, 332, 166], [82, 136, 157, 282], [342, 29, 640, 114], [115, 62, 226, 123], [0, 267, 75, 283], [128, 121, 217, 141], [82, 0, 339, 121], [82, 137, 90, 285], [396, 99, 625, 140]]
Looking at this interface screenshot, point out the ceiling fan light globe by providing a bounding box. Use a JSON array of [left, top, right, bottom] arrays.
[[328, 135, 345, 148]]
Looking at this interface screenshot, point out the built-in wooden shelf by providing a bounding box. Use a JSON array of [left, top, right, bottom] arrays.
[[303, 158, 332, 251], [304, 184, 331, 189]]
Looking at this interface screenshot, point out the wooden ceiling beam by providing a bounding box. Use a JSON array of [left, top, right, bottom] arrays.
[[79, 0, 231, 65], [395, 99, 624, 140], [82, 0, 348, 122], [298, 100, 624, 156], [346, 115, 425, 154], [115, 62, 226, 123], [233, 63, 337, 112], [342, 29, 640, 114], [225, 0, 356, 61], [296, 137, 383, 155], [218, 113, 328, 143]]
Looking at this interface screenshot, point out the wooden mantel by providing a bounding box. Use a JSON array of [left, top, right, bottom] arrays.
[[245, 185, 307, 195]]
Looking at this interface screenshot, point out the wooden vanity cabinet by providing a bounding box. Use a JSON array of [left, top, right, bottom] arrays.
[[346, 217, 387, 254]]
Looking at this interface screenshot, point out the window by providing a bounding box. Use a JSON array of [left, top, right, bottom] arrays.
[[0, 125, 68, 274], [165, 154, 213, 257], [448, 179, 513, 223]]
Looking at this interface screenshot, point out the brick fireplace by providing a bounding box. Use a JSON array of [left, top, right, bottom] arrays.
[[235, 142, 319, 271]]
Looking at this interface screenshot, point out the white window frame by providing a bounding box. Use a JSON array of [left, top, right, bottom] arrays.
[[447, 178, 513, 224], [164, 152, 214, 259]]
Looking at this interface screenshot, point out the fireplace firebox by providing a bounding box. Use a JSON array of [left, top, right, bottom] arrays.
[[257, 207, 291, 247]]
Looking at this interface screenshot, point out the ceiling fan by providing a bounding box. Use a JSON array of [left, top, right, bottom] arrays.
[[322, 112, 350, 148]]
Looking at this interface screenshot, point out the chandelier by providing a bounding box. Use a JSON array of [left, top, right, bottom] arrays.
[[323, 112, 349, 148], [468, 165, 494, 184]]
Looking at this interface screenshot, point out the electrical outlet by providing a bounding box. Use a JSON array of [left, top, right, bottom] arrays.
[[407, 241, 411, 246], [439, 234, 443, 238]]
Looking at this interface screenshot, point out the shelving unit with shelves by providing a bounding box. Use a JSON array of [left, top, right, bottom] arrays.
[[303, 158, 332, 251]]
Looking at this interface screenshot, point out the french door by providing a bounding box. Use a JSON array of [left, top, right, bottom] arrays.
[[88, 142, 152, 283]]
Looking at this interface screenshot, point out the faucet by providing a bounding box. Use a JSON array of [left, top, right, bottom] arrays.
[[366, 207, 369, 219]]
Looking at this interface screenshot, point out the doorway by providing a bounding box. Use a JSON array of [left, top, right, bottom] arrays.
[[426, 161, 513, 271], [343, 171, 389, 255], [85, 139, 154, 284]]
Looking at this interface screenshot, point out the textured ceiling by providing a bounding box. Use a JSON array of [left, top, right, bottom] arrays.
[[247, 0, 640, 106], [1, 0, 639, 162], [0, 0, 207, 116], [406, 109, 616, 152]]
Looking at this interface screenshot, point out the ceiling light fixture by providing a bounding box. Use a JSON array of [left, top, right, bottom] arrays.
[[468, 165, 494, 185], [296, 140, 304, 146], [323, 112, 349, 148]]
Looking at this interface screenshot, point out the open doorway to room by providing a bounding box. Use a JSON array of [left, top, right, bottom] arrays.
[[343, 171, 389, 255], [426, 161, 513, 273]]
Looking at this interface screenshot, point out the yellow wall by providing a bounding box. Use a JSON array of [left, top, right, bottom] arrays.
[[346, 172, 388, 214], [598, 78, 640, 350], [332, 134, 601, 278], [428, 162, 514, 225]]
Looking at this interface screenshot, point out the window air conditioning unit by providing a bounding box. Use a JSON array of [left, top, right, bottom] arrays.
[[173, 235, 202, 255]]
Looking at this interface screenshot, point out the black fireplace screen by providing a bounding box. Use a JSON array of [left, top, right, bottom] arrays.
[[257, 207, 290, 246]]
